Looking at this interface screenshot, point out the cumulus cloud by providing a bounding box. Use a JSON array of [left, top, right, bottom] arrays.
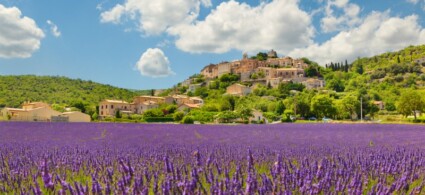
[[46, 20, 61, 37], [0, 4, 44, 58], [406, 0, 419, 4], [135, 48, 175, 77], [100, 0, 211, 35], [321, 0, 361, 33], [168, 0, 314, 54], [289, 11, 425, 65]]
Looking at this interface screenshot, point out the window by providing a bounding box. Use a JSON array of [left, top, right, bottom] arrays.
[[111, 105, 114, 109], [101, 105, 103, 109], [106, 105, 108, 109], [101, 111, 103, 115]]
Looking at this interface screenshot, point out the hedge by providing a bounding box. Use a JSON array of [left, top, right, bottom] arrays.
[[144, 117, 174, 123]]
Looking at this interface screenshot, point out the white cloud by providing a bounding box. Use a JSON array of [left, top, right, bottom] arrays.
[[135, 48, 175, 77], [168, 0, 314, 54], [321, 0, 361, 33], [289, 11, 425, 65], [100, 0, 211, 36], [0, 4, 44, 58], [46, 20, 61, 37], [406, 0, 419, 4]]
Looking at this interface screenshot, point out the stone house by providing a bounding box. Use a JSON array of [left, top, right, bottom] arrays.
[[178, 103, 201, 113], [200, 64, 218, 79], [302, 78, 326, 89], [99, 100, 134, 117], [217, 62, 232, 76], [226, 83, 251, 96], [188, 83, 203, 93], [55, 111, 91, 122], [1, 102, 62, 122], [249, 110, 266, 123], [373, 101, 385, 110]]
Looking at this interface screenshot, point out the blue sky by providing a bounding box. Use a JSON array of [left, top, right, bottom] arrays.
[[0, 0, 425, 90]]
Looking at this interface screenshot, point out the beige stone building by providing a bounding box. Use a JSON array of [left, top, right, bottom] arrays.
[[373, 101, 385, 110], [178, 103, 201, 112], [256, 67, 304, 80], [58, 111, 91, 122], [99, 100, 134, 117], [249, 110, 266, 123], [200, 64, 218, 79], [226, 83, 251, 96], [1, 102, 61, 122], [302, 78, 325, 89], [138, 100, 160, 114], [217, 62, 232, 76]]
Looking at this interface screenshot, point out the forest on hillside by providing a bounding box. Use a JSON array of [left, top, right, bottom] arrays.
[[0, 75, 150, 115]]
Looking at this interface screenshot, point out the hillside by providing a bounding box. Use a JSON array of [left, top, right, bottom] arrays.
[[0, 75, 150, 108]]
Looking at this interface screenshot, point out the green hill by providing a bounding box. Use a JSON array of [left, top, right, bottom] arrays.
[[0, 75, 150, 109]]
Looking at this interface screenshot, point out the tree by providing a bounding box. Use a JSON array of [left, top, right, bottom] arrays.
[[92, 112, 98, 120], [215, 111, 240, 123], [326, 79, 345, 92], [237, 107, 253, 122], [397, 90, 425, 120], [182, 116, 194, 124], [311, 95, 336, 119], [340, 95, 360, 120], [275, 101, 285, 115], [115, 110, 122, 118]]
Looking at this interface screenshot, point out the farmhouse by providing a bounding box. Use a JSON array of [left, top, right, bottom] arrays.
[[1, 102, 61, 122], [53, 111, 91, 122], [249, 110, 266, 123], [99, 100, 134, 118]]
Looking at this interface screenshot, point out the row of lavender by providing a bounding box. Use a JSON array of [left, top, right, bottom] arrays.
[[0, 122, 424, 194]]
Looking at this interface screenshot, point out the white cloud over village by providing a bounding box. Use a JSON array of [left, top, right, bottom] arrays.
[[100, 0, 211, 35], [0, 4, 44, 59], [135, 48, 175, 78], [289, 11, 425, 64], [46, 20, 61, 38], [320, 0, 361, 33], [168, 0, 313, 54]]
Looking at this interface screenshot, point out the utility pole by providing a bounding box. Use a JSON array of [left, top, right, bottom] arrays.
[[360, 97, 363, 122]]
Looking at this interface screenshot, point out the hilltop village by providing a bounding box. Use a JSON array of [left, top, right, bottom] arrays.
[[98, 50, 324, 120], [182, 50, 324, 95]]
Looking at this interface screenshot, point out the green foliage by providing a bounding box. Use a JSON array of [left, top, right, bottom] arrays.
[[251, 52, 268, 61], [188, 110, 217, 123], [277, 82, 305, 97], [397, 89, 425, 120], [275, 101, 285, 115], [173, 111, 185, 122], [219, 73, 240, 83], [91, 112, 98, 120], [194, 87, 209, 98], [115, 110, 122, 119], [144, 117, 174, 123], [0, 75, 148, 108], [311, 94, 336, 119], [215, 111, 240, 123], [142, 109, 164, 118], [182, 116, 194, 124], [237, 107, 253, 121], [326, 79, 345, 92]]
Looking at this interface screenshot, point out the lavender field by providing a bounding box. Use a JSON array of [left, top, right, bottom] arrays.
[[0, 122, 424, 194]]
